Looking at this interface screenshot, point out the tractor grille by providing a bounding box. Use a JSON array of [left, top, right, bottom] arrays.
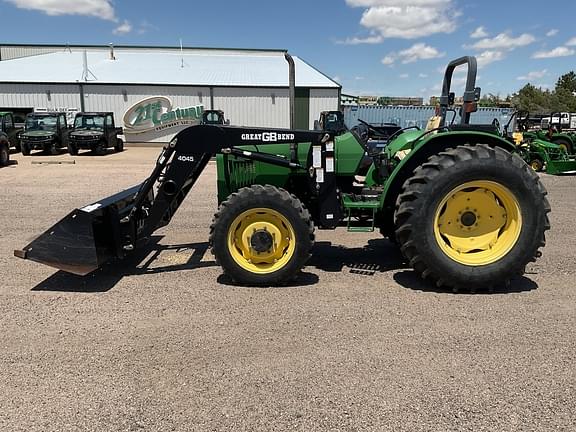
[[72, 135, 98, 141], [25, 136, 52, 142], [228, 159, 256, 188]]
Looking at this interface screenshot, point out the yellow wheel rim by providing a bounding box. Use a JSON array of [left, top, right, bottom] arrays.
[[227, 208, 296, 274], [558, 143, 569, 153], [531, 160, 542, 171], [434, 181, 522, 266]]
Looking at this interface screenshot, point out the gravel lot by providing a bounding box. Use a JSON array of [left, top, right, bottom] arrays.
[[0, 148, 574, 431]]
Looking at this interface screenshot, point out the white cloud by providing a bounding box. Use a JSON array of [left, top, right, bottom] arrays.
[[470, 26, 488, 39], [5, 0, 115, 20], [381, 43, 444, 65], [532, 46, 575, 59], [419, 73, 428, 78], [381, 55, 395, 65], [566, 37, 576, 46], [339, 34, 384, 45], [470, 32, 536, 50], [344, 0, 458, 41], [399, 73, 409, 79], [113, 20, 132, 35], [546, 29, 559, 37], [476, 50, 505, 68], [517, 69, 548, 81]]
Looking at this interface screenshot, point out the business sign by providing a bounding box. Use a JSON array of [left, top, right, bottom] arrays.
[[123, 96, 204, 134]]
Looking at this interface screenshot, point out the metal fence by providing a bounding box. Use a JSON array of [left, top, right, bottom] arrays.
[[343, 105, 515, 133]]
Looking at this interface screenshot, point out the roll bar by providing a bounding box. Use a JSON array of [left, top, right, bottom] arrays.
[[439, 56, 480, 127]]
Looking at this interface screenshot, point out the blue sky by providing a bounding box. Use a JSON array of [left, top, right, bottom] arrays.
[[1, 0, 575, 99]]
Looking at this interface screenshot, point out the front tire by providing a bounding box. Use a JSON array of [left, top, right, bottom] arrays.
[[530, 158, 544, 172], [68, 143, 78, 155], [114, 138, 124, 152], [395, 144, 550, 291], [21, 142, 30, 156], [210, 185, 314, 286], [46, 141, 59, 155], [0, 143, 9, 167]]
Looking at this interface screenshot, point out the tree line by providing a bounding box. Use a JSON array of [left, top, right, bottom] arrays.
[[478, 72, 576, 113]]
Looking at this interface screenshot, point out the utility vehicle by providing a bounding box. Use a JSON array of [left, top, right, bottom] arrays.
[[0, 112, 23, 152], [20, 112, 69, 155], [68, 112, 124, 155]]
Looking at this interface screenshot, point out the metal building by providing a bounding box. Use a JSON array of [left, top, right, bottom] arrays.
[[0, 44, 340, 142]]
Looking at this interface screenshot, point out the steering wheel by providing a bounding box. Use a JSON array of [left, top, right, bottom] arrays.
[[351, 123, 370, 145], [492, 118, 501, 131]]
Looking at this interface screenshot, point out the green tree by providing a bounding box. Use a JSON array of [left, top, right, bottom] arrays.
[[511, 84, 552, 113], [555, 71, 576, 93]]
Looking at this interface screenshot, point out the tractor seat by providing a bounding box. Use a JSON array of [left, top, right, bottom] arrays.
[[449, 124, 499, 134]]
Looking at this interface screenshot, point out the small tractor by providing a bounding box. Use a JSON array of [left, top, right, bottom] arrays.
[[15, 57, 551, 292], [68, 112, 124, 155], [504, 111, 576, 174], [20, 112, 70, 155]]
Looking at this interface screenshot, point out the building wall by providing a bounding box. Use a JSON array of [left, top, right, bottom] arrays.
[[212, 87, 290, 128], [0, 82, 339, 141], [309, 89, 340, 127]]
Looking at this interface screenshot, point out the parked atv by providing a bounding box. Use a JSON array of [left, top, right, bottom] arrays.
[[0, 112, 23, 152], [20, 112, 69, 155], [68, 112, 124, 155]]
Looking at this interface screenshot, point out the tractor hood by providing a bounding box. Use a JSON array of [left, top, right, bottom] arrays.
[[22, 130, 55, 139], [70, 130, 103, 139]]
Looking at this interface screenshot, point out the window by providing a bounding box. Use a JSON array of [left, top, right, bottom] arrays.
[[4, 116, 13, 129]]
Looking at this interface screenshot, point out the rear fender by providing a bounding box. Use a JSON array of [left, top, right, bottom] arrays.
[[378, 131, 516, 237]]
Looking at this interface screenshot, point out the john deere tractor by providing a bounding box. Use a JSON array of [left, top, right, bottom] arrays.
[[16, 57, 551, 292]]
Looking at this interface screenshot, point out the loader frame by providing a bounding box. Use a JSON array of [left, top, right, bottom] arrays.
[[15, 126, 338, 275]]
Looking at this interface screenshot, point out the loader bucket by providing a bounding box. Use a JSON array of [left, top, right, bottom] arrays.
[[14, 185, 141, 275]]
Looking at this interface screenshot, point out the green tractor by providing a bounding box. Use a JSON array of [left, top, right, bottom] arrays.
[[504, 112, 576, 174], [16, 56, 551, 292]]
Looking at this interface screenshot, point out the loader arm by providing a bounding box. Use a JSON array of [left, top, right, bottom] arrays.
[[15, 125, 334, 275]]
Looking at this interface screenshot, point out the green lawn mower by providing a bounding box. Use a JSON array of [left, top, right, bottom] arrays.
[[15, 56, 551, 292]]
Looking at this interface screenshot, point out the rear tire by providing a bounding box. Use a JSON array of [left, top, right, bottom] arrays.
[[553, 138, 572, 154], [68, 143, 78, 156], [395, 144, 550, 292], [210, 185, 314, 286], [0, 143, 9, 167]]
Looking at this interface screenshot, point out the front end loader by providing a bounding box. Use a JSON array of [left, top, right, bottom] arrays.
[[15, 56, 551, 292]]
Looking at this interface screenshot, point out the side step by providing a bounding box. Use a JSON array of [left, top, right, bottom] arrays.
[[342, 194, 380, 233]]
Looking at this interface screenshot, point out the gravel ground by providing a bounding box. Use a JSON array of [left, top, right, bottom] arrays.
[[0, 148, 574, 432]]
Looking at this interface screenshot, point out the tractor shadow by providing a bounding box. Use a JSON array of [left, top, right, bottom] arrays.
[[393, 271, 538, 294], [76, 149, 122, 157], [31, 236, 217, 293], [30, 236, 540, 295], [308, 238, 407, 275]]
